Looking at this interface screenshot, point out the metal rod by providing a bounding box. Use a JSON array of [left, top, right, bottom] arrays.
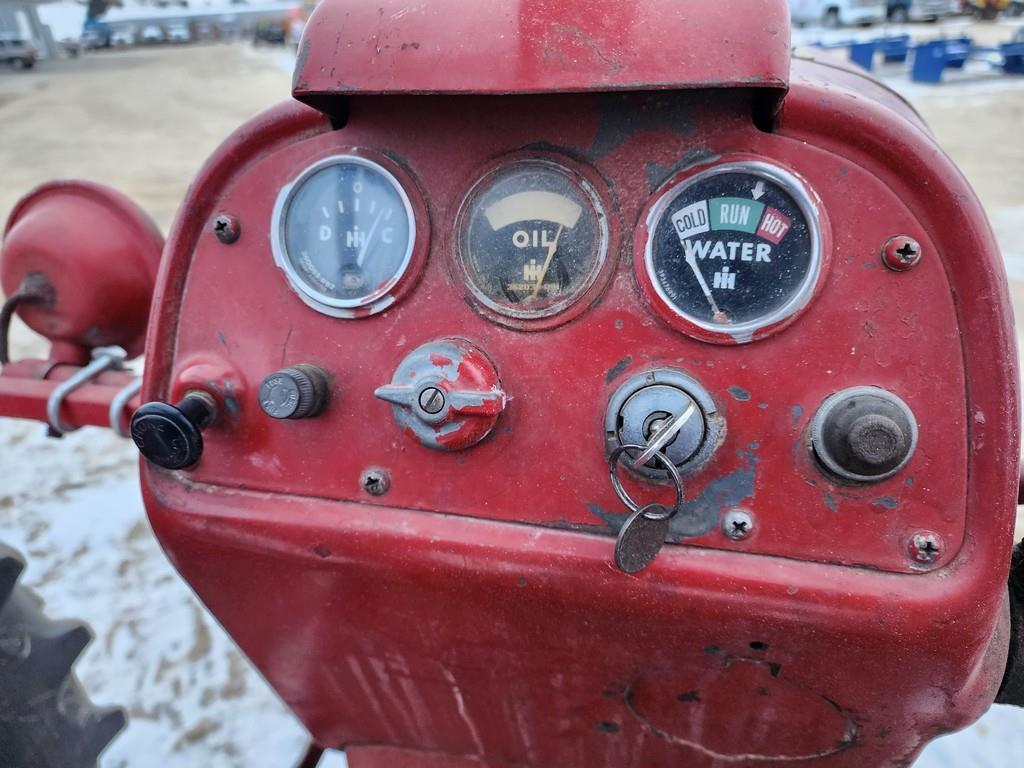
[[294, 743, 325, 768], [0, 274, 55, 366]]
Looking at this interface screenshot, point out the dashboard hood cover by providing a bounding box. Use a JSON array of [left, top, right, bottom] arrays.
[[292, 0, 791, 103]]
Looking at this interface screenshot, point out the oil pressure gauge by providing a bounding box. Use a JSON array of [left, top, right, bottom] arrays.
[[641, 161, 824, 343], [458, 160, 609, 322], [272, 155, 420, 318]]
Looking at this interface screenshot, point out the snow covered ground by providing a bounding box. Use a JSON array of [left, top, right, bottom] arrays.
[[0, 421, 314, 766]]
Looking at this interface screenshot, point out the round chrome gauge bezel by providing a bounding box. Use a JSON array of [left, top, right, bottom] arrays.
[[271, 154, 418, 319], [456, 158, 611, 322], [643, 161, 824, 343]]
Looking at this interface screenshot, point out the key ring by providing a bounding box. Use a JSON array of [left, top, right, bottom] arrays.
[[608, 444, 684, 522]]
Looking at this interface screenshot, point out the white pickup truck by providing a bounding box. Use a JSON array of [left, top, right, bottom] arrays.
[[789, 0, 888, 26]]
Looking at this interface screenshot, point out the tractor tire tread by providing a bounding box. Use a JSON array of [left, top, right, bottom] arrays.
[[0, 543, 126, 767]]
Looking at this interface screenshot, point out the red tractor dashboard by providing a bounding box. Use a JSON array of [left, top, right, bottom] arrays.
[[1, 1, 1021, 767], [151, 90, 968, 575]]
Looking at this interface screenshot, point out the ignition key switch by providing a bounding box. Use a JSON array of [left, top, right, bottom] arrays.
[[606, 369, 721, 479]]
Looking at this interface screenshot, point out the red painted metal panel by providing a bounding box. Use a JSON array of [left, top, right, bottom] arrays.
[[292, 0, 792, 99], [131, 38, 1018, 768], [138, 74, 1019, 764], [144, 474, 1010, 766], [152, 91, 968, 574]]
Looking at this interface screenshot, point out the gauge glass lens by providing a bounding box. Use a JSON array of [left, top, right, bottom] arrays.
[[646, 163, 820, 336], [278, 157, 414, 310], [460, 162, 607, 318]]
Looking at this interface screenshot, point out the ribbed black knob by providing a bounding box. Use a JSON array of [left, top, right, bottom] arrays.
[[258, 365, 329, 420], [130, 392, 216, 470]]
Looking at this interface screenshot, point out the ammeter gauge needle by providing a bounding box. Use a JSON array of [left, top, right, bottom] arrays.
[[683, 250, 724, 319], [529, 224, 564, 300], [356, 209, 385, 267]]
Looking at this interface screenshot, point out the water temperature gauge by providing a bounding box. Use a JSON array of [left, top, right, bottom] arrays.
[[458, 160, 609, 321], [642, 161, 824, 343], [272, 155, 418, 318]]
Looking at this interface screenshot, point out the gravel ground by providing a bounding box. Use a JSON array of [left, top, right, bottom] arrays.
[[2, 24, 1024, 767]]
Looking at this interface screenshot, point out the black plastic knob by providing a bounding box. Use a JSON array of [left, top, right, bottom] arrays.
[[258, 365, 329, 420], [130, 392, 216, 470]]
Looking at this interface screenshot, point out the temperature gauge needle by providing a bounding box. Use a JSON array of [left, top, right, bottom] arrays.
[[683, 251, 725, 319], [529, 225, 564, 300]]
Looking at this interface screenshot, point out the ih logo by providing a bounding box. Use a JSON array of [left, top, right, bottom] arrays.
[[713, 266, 736, 290]]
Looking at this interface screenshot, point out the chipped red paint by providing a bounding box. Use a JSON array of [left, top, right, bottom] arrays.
[[136, 57, 1018, 763], [0, 4, 1019, 768]]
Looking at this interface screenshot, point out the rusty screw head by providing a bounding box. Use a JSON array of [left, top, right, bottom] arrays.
[[212, 214, 241, 245], [723, 509, 754, 541], [360, 467, 390, 497], [882, 236, 922, 272], [909, 532, 942, 565]]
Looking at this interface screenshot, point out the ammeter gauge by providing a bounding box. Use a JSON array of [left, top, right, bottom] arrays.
[[272, 155, 417, 318], [458, 160, 609, 321], [642, 162, 823, 343]]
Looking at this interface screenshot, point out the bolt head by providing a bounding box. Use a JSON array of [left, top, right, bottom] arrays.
[[417, 386, 446, 415], [882, 236, 922, 272], [360, 468, 390, 497], [909, 532, 942, 565], [723, 509, 754, 541], [212, 214, 241, 245]]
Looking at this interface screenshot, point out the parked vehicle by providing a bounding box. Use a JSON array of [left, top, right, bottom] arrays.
[[166, 22, 192, 43], [888, 0, 957, 21], [0, 33, 37, 70], [253, 21, 287, 45], [58, 37, 81, 58], [110, 27, 136, 47], [81, 20, 111, 50], [140, 25, 165, 44], [193, 21, 217, 41], [789, 0, 888, 27]]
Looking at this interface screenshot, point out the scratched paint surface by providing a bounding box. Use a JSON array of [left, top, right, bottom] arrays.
[[164, 90, 969, 575]]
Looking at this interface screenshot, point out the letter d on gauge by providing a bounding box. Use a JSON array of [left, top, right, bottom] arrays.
[[672, 200, 710, 242]]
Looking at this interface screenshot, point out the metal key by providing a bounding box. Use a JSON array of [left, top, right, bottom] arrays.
[[608, 444, 686, 574], [615, 503, 672, 574], [629, 402, 697, 470]]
